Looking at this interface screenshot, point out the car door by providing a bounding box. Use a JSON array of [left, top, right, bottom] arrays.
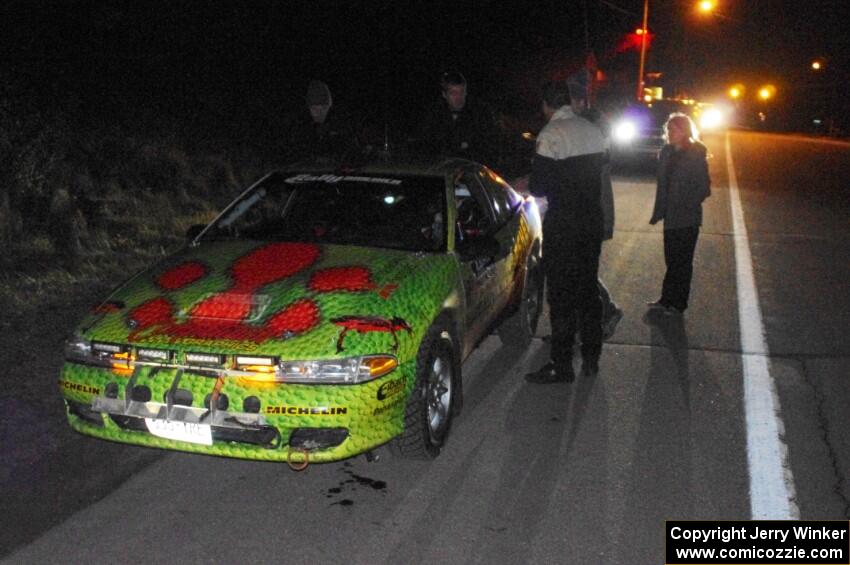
[[475, 166, 527, 308], [453, 168, 501, 342], [454, 165, 524, 339]]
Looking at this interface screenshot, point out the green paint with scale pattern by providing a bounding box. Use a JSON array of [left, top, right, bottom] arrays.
[[60, 239, 462, 463]]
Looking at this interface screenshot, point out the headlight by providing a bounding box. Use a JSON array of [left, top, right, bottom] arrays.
[[612, 120, 638, 143], [699, 107, 724, 130], [64, 338, 400, 385], [64, 334, 94, 363], [238, 355, 398, 385], [64, 335, 134, 373]]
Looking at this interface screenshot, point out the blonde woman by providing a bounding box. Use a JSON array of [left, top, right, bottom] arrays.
[[648, 113, 711, 315]]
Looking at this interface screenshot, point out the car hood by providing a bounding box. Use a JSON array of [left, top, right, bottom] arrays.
[[80, 240, 458, 358]]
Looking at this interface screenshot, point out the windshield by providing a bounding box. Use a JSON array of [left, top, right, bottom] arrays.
[[201, 172, 447, 252]]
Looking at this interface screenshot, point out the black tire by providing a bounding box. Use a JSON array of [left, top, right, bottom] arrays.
[[390, 321, 459, 460], [498, 251, 543, 349]]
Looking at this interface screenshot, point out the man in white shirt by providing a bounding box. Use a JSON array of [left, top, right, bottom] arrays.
[[525, 81, 607, 383]]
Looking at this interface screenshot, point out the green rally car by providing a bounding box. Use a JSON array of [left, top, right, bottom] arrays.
[[60, 158, 543, 466]]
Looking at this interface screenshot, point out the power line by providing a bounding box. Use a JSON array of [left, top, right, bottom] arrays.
[[597, 0, 640, 18]]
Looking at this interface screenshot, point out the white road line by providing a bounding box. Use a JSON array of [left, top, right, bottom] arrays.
[[725, 133, 799, 519]]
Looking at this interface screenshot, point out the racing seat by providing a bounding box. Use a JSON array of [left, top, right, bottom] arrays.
[[457, 197, 485, 239]]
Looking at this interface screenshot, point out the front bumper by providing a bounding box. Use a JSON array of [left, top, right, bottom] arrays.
[[60, 361, 410, 463]]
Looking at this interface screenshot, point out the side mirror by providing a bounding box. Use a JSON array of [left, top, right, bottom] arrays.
[[457, 234, 500, 260], [185, 224, 206, 241]]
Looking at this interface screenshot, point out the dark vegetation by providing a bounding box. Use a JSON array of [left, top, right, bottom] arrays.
[[0, 82, 279, 310]]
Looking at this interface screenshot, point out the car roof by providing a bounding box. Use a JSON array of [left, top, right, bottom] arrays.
[[643, 100, 690, 117], [278, 155, 483, 179]]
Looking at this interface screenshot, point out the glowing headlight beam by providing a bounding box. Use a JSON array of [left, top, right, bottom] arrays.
[[612, 120, 638, 143], [699, 107, 724, 130]]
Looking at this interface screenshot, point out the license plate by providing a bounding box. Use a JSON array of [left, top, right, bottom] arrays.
[[144, 418, 213, 445]]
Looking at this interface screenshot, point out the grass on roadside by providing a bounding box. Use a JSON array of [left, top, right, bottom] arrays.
[[0, 113, 270, 314]]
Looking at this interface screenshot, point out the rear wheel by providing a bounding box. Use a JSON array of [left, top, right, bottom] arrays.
[[390, 322, 459, 459], [498, 251, 543, 349]]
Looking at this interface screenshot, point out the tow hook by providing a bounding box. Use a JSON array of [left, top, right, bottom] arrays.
[[286, 448, 310, 471]]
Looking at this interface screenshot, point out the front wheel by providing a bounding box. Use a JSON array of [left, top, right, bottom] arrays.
[[390, 322, 459, 459], [498, 252, 543, 349]]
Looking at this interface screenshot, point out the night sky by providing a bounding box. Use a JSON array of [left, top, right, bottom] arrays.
[[3, 0, 848, 134]]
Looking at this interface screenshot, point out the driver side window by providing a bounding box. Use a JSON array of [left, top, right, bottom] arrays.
[[454, 171, 493, 243], [478, 168, 521, 226]]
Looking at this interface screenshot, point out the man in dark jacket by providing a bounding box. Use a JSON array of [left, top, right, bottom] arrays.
[[525, 81, 607, 383], [285, 80, 357, 162], [574, 95, 624, 340], [416, 71, 498, 165]]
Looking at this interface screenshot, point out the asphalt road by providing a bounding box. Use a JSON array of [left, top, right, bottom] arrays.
[[2, 130, 848, 564]]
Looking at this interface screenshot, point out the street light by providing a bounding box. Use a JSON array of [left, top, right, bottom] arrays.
[[728, 85, 743, 99], [635, 1, 718, 101], [698, 0, 716, 13], [811, 60, 823, 71], [758, 85, 776, 101]]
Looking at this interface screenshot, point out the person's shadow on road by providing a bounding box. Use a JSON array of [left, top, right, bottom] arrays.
[[617, 310, 693, 563]]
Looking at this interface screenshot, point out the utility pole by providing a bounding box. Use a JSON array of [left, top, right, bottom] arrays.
[[636, 0, 649, 101]]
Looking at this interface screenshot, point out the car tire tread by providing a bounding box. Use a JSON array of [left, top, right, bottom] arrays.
[[390, 317, 460, 460]]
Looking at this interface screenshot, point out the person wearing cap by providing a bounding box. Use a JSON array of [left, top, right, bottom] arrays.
[[285, 79, 357, 162], [415, 71, 498, 165], [525, 81, 607, 384]]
